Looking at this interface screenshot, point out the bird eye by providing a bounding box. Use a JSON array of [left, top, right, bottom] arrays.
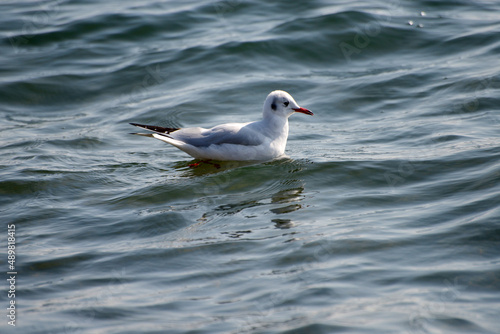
[[284, 101, 289, 107]]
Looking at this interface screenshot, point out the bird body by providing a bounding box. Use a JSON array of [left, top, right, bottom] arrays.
[[130, 90, 313, 161]]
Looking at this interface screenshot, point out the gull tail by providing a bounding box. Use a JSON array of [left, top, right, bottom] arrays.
[[129, 132, 155, 137], [129, 123, 180, 137]]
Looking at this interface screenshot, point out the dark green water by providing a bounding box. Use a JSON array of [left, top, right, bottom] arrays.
[[1, 0, 499, 333]]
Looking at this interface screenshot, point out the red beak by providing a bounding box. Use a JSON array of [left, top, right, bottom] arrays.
[[293, 107, 314, 116]]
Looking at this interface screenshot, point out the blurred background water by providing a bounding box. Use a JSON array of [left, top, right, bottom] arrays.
[[1, 0, 499, 333]]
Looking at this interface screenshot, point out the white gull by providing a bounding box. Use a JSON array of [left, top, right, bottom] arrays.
[[130, 90, 313, 161]]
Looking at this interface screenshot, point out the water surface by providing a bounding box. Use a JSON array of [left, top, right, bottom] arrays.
[[1, 0, 499, 333]]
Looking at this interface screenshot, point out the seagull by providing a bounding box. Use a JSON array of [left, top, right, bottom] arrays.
[[130, 90, 313, 161]]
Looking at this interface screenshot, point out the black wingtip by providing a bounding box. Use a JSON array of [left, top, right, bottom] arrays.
[[129, 122, 180, 134]]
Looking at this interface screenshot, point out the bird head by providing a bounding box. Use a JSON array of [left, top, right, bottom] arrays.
[[263, 90, 313, 119]]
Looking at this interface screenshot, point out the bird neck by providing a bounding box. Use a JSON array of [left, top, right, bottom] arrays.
[[262, 113, 289, 139]]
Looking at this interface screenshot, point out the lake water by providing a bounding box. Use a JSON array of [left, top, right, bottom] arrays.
[[1, 0, 499, 333]]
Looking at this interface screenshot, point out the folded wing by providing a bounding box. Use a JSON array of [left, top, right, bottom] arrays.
[[131, 122, 264, 147]]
